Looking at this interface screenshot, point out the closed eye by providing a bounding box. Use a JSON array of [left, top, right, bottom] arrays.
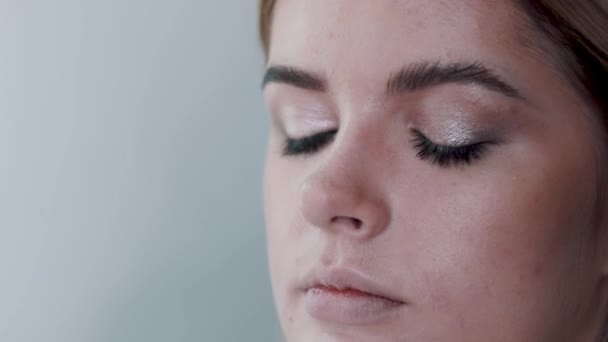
[[411, 129, 490, 167], [282, 129, 338, 156], [280, 128, 490, 166]]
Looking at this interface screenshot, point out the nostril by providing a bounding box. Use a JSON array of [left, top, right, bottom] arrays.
[[330, 216, 363, 230]]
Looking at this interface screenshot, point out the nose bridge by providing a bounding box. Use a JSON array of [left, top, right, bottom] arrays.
[[323, 131, 368, 182], [308, 117, 381, 197], [299, 120, 391, 240], [327, 114, 389, 183]]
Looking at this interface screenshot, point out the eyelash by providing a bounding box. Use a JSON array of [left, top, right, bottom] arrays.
[[282, 129, 489, 167], [410, 130, 488, 167], [283, 130, 338, 156]]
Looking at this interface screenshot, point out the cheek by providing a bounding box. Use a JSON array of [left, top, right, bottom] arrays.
[[263, 151, 308, 310], [264, 151, 330, 339], [263, 151, 309, 253], [386, 138, 598, 338], [264, 153, 291, 276]]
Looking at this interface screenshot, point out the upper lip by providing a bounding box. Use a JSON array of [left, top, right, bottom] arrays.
[[301, 266, 406, 304]]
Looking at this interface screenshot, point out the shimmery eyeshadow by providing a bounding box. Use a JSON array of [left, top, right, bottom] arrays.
[[443, 119, 478, 146]]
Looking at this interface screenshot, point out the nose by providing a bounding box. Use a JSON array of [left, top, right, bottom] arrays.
[[299, 146, 391, 240]]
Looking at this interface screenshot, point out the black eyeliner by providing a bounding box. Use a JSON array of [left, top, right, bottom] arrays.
[[411, 130, 488, 167], [282, 130, 338, 156]]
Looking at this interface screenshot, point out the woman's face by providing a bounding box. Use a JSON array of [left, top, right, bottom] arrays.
[[262, 1, 608, 341]]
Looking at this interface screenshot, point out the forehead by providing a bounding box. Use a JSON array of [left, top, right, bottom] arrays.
[[268, 0, 530, 82]]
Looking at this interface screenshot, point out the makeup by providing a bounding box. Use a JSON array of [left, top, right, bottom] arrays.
[[441, 118, 480, 146], [278, 104, 337, 139]]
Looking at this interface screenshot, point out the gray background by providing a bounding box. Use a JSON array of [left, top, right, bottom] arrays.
[[0, 1, 278, 341]]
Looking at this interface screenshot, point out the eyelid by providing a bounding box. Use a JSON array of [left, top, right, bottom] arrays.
[[410, 129, 492, 167], [411, 128, 491, 148], [265, 87, 335, 136], [283, 129, 338, 156], [279, 106, 337, 139]]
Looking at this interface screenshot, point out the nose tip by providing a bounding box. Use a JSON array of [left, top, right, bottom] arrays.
[[299, 172, 390, 240]]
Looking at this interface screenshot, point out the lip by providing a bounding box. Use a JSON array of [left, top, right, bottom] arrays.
[[301, 267, 406, 325]]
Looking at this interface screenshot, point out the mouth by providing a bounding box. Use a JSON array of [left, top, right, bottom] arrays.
[[301, 267, 405, 325]]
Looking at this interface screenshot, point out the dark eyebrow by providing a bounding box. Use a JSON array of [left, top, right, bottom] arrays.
[[386, 61, 525, 100], [262, 65, 326, 91]]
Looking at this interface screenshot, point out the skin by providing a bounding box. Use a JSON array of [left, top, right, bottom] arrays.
[[262, 1, 608, 341]]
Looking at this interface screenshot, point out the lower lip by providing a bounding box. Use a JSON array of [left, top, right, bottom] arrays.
[[304, 286, 403, 325]]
